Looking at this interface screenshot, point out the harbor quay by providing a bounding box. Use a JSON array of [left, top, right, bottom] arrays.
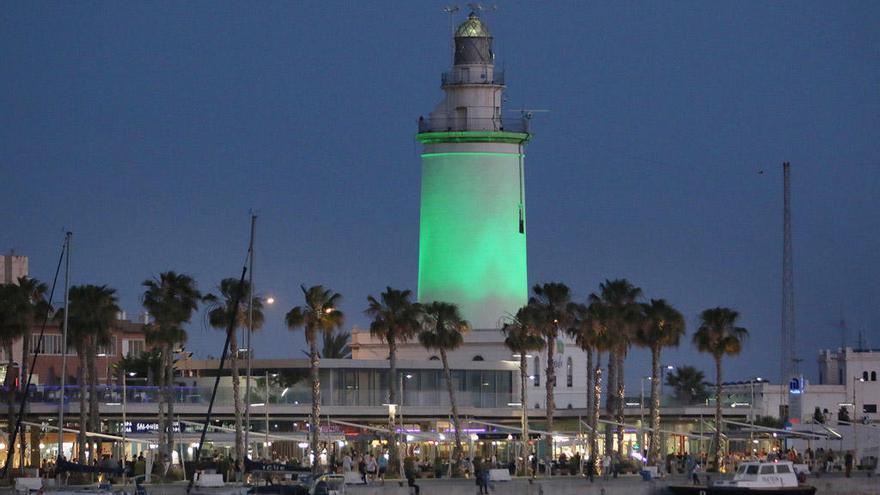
[[0, 473, 875, 495]]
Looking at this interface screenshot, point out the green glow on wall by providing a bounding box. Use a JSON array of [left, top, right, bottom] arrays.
[[417, 150, 527, 329]]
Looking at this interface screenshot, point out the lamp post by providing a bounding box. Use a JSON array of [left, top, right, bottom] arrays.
[[748, 377, 762, 454], [660, 365, 675, 400], [640, 376, 650, 456], [852, 376, 865, 456]]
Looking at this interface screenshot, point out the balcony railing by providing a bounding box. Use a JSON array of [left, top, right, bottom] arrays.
[[441, 70, 504, 86], [418, 116, 529, 134]]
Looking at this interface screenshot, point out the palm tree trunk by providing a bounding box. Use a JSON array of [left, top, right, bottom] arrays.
[[86, 344, 99, 463], [309, 335, 321, 474], [545, 335, 555, 475], [604, 349, 616, 453], [519, 353, 529, 475], [713, 356, 722, 471], [648, 346, 661, 466], [21, 329, 30, 469], [439, 349, 463, 466], [615, 347, 626, 452], [6, 344, 15, 469], [156, 347, 167, 466], [165, 344, 176, 464], [387, 337, 398, 474], [229, 330, 243, 473], [591, 353, 602, 473], [586, 348, 593, 425], [76, 349, 87, 464]]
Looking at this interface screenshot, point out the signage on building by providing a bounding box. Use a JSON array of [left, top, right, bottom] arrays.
[[124, 421, 182, 434]]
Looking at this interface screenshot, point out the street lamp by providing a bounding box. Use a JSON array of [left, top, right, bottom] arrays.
[[640, 376, 651, 457], [748, 377, 762, 454], [852, 376, 865, 455], [244, 295, 274, 454], [660, 365, 675, 399]]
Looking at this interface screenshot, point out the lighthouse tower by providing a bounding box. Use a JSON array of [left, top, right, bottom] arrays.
[[416, 12, 530, 329]]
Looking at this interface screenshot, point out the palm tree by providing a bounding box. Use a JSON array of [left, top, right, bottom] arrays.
[[364, 287, 420, 471], [15, 277, 50, 394], [14, 277, 50, 469], [634, 299, 685, 466], [320, 330, 350, 359], [665, 365, 708, 404], [285, 285, 344, 473], [0, 283, 29, 463], [693, 307, 748, 470], [63, 285, 120, 464], [528, 282, 573, 474], [206, 279, 264, 469], [418, 301, 469, 468], [588, 279, 642, 452], [142, 272, 201, 463], [568, 301, 611, 470], [501, 305, 544, 473]]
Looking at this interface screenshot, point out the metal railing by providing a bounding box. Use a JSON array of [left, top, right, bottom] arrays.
[[417, 116, 529, 133], [441, 70, 504, 86]]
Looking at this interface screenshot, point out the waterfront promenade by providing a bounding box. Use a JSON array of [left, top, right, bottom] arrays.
[[3, 473, 875, 495]]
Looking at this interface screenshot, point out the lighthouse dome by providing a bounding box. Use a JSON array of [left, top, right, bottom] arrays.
[[453, 12, 494, 65], [455, 12, 491, 38]]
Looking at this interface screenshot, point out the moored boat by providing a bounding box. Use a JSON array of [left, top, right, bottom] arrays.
[[668, 461, 816, 495]]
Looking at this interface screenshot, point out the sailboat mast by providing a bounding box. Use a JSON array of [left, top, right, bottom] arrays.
[[244, 214, 256, 456], [57, 232, 72, 458]]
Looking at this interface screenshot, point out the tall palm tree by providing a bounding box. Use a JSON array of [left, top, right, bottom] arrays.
[[501, 305, 544, 473], [418, 301, 469, 467], [588, 279, 641, 453], [364, 287, 420, 471], [14, 276, 50, 469], [0, 283, 29, 466], [15, 277, 49, 394], [528, 282, 573, 474], [634, 299, 685, 466], [63, 285, 120, 464], [568, 301, 610, 470], [285, 285, 344, 474], [665, 365, 708, 404], [206, 279, 264, 469], [142, 271, 202, 463], [693, 307, 748, 470]]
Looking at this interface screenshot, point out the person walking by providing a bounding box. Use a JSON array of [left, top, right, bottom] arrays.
[[844, 451, 853, 478], [378, 451, 389, 485], [586, 456, 595, 482], [692, 462, 702, 486], [602, 454, 611, 480]]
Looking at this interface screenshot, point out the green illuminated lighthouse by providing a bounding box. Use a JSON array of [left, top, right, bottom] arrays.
[[416, 12, 530, 329]]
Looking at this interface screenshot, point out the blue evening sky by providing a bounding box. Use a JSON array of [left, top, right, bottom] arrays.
[[2, 2, 878, 389]]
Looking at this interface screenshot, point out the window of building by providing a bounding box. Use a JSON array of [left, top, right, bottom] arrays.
[[31, 334, 68, 355], [839, 369, 843, 385], [472, 355, 484, 361], [864, 404, 877, 414], [872, 371, 877, 381], [864, 371, 869, 381], [125, 339, 145, 358], [566, 357, 573, 387], [533, 356, 540, 387], [96, 336, 117, 357]]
